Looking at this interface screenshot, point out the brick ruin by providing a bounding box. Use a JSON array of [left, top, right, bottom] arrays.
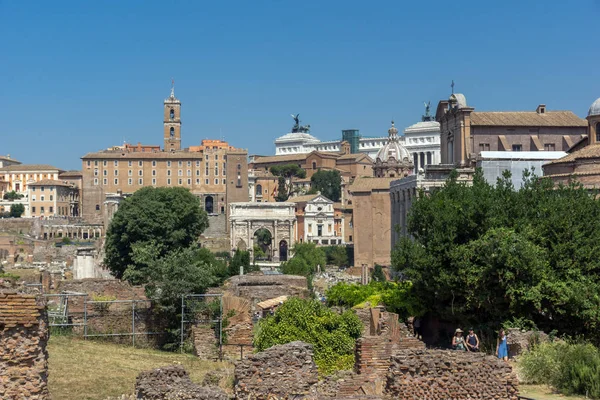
[[0, 291, 49, 400], [233, 307, 519, 400], [135, 365, 228, 400]]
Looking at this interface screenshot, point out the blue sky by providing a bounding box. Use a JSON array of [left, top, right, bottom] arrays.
[[1, 1, 599, 170]]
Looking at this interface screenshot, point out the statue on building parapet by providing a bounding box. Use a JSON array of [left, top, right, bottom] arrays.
[[422, 101, 433, 121], [290, 114, 311, 133]]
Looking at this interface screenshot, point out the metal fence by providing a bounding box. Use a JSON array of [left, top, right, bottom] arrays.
[[180, 294, 223, 356]]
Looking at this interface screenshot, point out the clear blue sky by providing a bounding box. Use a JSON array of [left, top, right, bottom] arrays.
[[1, 1, 599, 170]]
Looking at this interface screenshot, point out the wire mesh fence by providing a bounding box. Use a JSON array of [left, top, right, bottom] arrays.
[[180, 294, 223, 359]]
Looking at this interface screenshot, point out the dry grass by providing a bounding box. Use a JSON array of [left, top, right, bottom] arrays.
[[520, 384, 588, 400], [48, 335, 233, 400], [4, 267, 41, 283]]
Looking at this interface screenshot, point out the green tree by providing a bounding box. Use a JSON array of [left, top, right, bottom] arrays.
[[229, 249, 259, 276], [3, 191, 23, 201], [281, 242, 326, 275], [9, 203, 24, 218], [324, 245, 349, 267], [104, 187, 208, 283], [270, 164, 307, 201], [393, 168, 600, 341], [371, 264, 386, 282], [254, 297, 362, 374], [310, 170, 342, 202]]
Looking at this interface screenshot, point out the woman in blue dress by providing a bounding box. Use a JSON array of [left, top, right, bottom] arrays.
[[496, 329, 508, 361]]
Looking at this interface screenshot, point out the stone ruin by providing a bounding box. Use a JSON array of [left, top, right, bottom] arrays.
[[0, 290, 49, 400], [135, 365, 228, 400]]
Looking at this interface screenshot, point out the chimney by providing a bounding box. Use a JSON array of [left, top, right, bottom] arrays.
[[536, 104, 546, 114]]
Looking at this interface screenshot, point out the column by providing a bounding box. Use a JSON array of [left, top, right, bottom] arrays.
[[247, 221, 252, 259], [273, 221, 279, 262]]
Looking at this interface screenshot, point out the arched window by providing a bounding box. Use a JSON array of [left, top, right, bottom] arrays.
[[256, 184, 263, 196], [170, 108, 175, 120], [170, 127, 174, 137], [596, 122, 600, 143], [312, 161, 317, 170]]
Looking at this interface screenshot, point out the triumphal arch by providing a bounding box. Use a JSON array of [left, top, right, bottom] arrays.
[[229, 202, 296, 263]]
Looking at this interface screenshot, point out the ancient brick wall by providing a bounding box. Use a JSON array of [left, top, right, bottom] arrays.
[[0, 291, 49, 400], [234, 341, 319, 399], [135, 365, 228, 400], [224, 274, 309, 304], [386, 350, 519, 400], [192, 325, 219, 359]]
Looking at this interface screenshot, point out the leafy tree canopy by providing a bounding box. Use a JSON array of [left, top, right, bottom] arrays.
[[3, 191, 23, 201], [9, 203, 24, 218], [371, 264, 386, 282], [270, 164, 307, 201], [104, 187, 208, 283], [323, 245, 349, 267], [254, 297, 362, 374], [281, 242, 326, 277], [229, 249, 259, 276], [310, 169, 342, 202], [393, 169, 600, 341]]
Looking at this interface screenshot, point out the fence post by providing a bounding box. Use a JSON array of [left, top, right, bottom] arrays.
[[83, 296, 88, 340], [132, 301, 136, 347], [180, 295, 185, 353], [219, 296, 223, 361]]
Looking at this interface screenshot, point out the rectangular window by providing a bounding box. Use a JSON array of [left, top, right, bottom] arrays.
[[214, 178, 219, 185], [32, 206, 36, 213], [32, 187, 36, 192], [544, 143, 556, 151], [114, 178, 118, 185], [167, 170, 171, 176], [178, 179, 182, 185], [103, 170, 107, 176], [103, 160, 107, 167], [512, 144, 522, 152], [196, 178, 200, 184], [152, 170, 156, 176], [114, 160, 118, 167], [196, 161, 200, 167], [215, 167, 219, 176], [167, 161, 172, 167], [196, 170, 200, 176], [128, 178, 133, 185], [178, 169, 182, 176], [187, 161, 191, 167], [178, 161, 182, 167], [50, 195, 53, 201], [152, 178, 156, 185], [94, 161, 98, 166], [94, 178, 98, 185], [32, 195, 36, 201], [138, 161, 143, 167], [222, 179, 226, 184], [94, 169, 98, 176], [128, 170, 132, 176], [479, 143, 490, 151], [138, 178, 143, 185], [152, 160, 156, 167], [114, 170, 118, 176], [138, 170, 143, 176], [103, 178, 107, 185], [205, 167, 209, 175], [187, 178, 191, 185], [187, 169, 191, 176], [215, 155, 219, 160], [87, 161, 91, 167], [205, 179, 209, 184], [41, 206, 45, 214], [206, 155, 210, 160], [41, 187, 45, 192], [49, 206, 53, 213], [128, 161, 132, 167], [167, 178, 171, 185], [41, 195, 45, 201], [237, 175, 241, 187]]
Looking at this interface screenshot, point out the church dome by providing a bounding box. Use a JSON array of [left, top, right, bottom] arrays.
[[375, 122, 411, 163], [589, 98, 600, 117]]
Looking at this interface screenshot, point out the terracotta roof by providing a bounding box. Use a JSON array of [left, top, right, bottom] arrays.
[[0, 156, 20, 163], [0, 164, 62, 172], [348, 177, 394, 192], [338, 153, 373, 162], [81, 150, 206, 159], [28, 179, 74, 187], [256, 296, 288, 310], [545, 144, 600, 165], [287, 194, 333, 204], [59, 170, 83, 177], [251, 154, 308, 164], [470, 111, 587, 127]]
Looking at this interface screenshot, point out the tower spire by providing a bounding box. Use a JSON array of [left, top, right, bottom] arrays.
[[170, 78, 175, 98]]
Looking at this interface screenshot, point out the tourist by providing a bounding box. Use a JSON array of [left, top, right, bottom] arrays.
[[413, 317, 422, 340], [496, 329, 509, 361], [466, 328, 479, 352], [452, 328, 467, 351]]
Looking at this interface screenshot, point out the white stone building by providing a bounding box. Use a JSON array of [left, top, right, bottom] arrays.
[[292, 194, 344, 246]]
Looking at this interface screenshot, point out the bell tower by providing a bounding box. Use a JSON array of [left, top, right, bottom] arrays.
[[164, 80, 182, 151]]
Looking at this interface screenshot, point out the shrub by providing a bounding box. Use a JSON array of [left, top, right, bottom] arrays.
[[520, 341, 600, 398], [254, 297, 362, 375]]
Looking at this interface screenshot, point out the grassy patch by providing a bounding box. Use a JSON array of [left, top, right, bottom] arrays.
[[48, 335, 232, 400], [520, 384, 588, 400]]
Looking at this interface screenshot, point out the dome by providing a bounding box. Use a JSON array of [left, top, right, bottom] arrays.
[[449, 93, 468, 109], [404, 120, 440, 133], [589, 98, 600, 117], [375, 122, 411, 163], [275, 132, 320, 143]]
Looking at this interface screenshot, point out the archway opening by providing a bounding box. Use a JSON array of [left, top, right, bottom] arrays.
[[205, 196, 214, 214], [170, 108, 175, 120], [254, 228, 272, 261], [279, 240, 288, 262]]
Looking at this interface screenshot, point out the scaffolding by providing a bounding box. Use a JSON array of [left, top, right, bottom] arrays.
[[180, 294, 223, 358]]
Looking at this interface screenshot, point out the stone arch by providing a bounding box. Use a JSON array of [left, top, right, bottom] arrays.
[[205, 196, 214, 213]]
